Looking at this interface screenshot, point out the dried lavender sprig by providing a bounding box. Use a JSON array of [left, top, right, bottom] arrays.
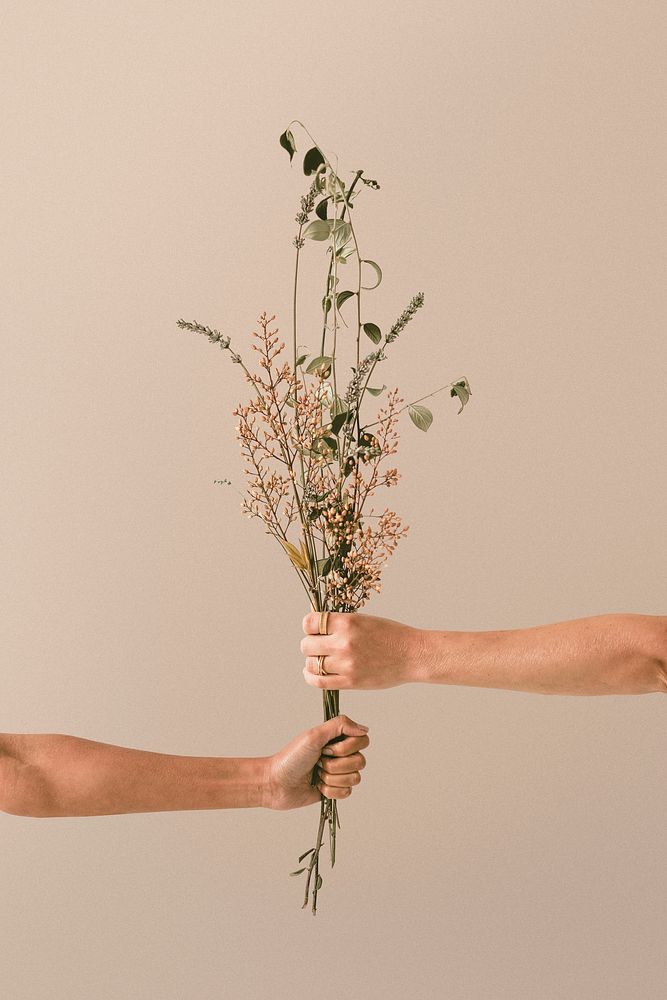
[[176, 318, 243, 364], [385, 290, 424, 343], [295, 175, 320, 226], [344, 348, 385, 407], [343, 291, 425, 408]]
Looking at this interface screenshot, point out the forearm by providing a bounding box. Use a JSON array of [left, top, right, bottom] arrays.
[[417, 613, 667, 695], [0, 734, 270, 817]]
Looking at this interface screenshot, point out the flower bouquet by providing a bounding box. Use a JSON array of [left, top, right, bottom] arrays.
[[177, 121, 471, 913]]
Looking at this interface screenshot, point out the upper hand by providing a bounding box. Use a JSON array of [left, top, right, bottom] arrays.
[[300, 611, 424, 690], [265, 714, 369, 811]]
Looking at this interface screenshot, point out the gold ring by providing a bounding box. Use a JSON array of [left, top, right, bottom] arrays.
[[318, 610, 330, 636], [317, 655, 328, 676]]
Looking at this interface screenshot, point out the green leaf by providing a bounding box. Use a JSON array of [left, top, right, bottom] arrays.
[[303, 146, 325, 176], [335, 245, 356, 263], [279, 129, 296, 164], [315, 197, 330, 221], [330, 394, 347, 418], [315, 874, 323, 890], [333, 222, 352, 250], [336, 290, 355, 310], [450, 379, 471, 414], [290, 867, 306, 876], [295, 353, 308, 367], [303, 219, 333, 241], [363, 322, 382, 345], [322, 294, 332, 316], [306, 355, 333, 375], [318, 381, 334, 406], [367, 385, 386, 397], [360, 259, 382, 290], [298, 848, 315, 864], [331, 410, 351, 435], [322, 435, 338, 451], [408, 403, 434, 431], [317, 557, 332, 577]]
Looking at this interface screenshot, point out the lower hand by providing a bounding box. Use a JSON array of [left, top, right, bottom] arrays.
[[265, 714, 369, 811], [300, 611, 424, 690]]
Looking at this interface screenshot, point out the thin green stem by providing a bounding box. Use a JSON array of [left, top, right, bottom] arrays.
[[362, 381, 458, 431]]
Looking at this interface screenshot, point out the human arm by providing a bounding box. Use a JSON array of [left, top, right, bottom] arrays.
[[0, 715, 369, 818], [301, 610, 667, 696]]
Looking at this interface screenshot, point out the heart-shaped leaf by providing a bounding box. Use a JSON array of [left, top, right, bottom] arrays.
[[363, 322, 382, 344], [303, 219, 333, 241], [315, 197, 330, 220], [450, 379, 471, 414], [305, 355, 333, 375], [303, 146, 325, 176], [331, 410, 352, 435], [336, 290, 356, 310], [279, 129, 296, 164], [408, 403, 433, 432], [317, 557, 333, 577], [367, 385, 386, 397]]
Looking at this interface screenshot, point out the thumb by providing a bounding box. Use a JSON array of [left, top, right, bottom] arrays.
[[309, 714, 369, 749]]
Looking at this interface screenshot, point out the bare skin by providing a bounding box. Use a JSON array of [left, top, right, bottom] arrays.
[[0, 714, 369, 818], [301, 611, 667, 696]]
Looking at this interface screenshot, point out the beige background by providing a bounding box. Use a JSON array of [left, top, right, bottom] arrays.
[[2, 2, 665, 998]]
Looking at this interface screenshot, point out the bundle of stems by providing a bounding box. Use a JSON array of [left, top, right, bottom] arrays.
[[177, 121, 471, 913]]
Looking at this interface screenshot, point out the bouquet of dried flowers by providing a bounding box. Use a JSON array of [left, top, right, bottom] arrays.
[[177, 121, 471, 913]]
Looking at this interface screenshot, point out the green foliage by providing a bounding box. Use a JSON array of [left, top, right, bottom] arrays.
[[331, 410, 352, 435], [303, 146, 325, 175], [360, 259, 382, 290], [306, 354, 333, 375], [408, 403, 433, 431], [317, 557, 333, 577], [279, 129, 296, 163], [363, 322, 381, 345], [450, 378, 472, 414], [336, 290, 356, 310]]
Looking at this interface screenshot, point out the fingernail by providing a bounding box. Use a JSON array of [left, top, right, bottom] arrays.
[[321, 748, 335, 755]]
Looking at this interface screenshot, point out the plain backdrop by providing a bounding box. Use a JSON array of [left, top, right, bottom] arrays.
[[2, 2, 665, 998]]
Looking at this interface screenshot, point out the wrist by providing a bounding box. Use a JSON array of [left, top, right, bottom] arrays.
[[259, 754, 281, 810], [237, 756, 272, 809], [410, 628, 474, 685], [390, 624, 432, 684], [408, 627, 444, 684]]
